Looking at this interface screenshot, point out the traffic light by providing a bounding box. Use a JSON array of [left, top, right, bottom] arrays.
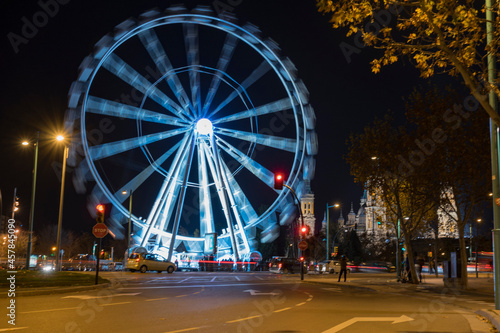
[[274, 173, 284, 190], [300, 225, 308, 235], [299, 256, 304, 262], [96, 204, 105, 224], [13, 196, 19, 212]]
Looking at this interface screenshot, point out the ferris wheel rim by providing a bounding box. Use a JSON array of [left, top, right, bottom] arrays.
[[71, 8, 315, 249]]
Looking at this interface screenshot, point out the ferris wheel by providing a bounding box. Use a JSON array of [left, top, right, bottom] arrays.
[[65, 6, 317, 260]]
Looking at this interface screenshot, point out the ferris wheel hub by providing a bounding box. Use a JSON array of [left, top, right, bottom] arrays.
[[196, 118, 213, 136]]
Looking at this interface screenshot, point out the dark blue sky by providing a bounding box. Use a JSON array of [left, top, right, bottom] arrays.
[[0, 0, 423, 234]]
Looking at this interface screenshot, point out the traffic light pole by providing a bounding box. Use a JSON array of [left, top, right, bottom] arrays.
[[283, 184, 305, 281]]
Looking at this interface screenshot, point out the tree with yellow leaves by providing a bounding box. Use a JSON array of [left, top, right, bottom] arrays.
[[317, 0, 500, 125]]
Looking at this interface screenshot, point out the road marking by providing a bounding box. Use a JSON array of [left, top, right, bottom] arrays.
[[21, 307, 78, 314], [102, 302, 131, 306], [177, 277, 192, 283], [0, 328, 29, 331], [62, 293, 140, 300], [296, 302, 306, 306], [175, 295, 188, 298], [118, 281, 298, 290], [235, 276, 241, 281], [243, 289, 280, 296], [226, 314, 262, 324], [145, 297, 169, 301], [163, 326, 208, 333], [274, 307, 291, 312], [322, 315, 414, 333]]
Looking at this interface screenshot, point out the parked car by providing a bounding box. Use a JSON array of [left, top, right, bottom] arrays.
[[126, 253, 176, 273], [315, 260, 351, 274], [269, 257, 303, 274]]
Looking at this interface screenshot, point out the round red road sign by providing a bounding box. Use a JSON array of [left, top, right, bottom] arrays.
[[92, 223, 108, 238], [298, 240, 308, 251]]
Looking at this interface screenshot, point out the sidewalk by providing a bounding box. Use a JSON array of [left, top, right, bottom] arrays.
[[304, 272, 500, 331]]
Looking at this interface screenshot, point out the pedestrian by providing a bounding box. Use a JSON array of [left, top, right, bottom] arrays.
[[338, 255, 348, 282]]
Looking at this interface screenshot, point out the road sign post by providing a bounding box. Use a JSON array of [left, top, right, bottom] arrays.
[[92, 223, 108, 285]]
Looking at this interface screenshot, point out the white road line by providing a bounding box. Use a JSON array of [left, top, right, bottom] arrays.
[[210, 276, 217, 282], [177, 277, 192, 283], [274, 307, 292, 312], [235, 276, 241, 281], [0, 328, 29, 331], [226, 315, 263, 324]]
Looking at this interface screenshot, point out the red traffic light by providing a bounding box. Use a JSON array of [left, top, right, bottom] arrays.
[[274, 173, 284, 190], [299, 256, 304, 262], [96, 204, 105, 213], [300, 226, 308, 234], [96, 204, 105, 223]]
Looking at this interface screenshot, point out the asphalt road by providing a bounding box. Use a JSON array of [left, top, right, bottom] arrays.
[[1, 271, 495, 333]]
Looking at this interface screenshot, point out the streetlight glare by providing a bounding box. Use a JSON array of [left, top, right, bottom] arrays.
[[122, 190, 128, 195], [22, 141, 29, 146], [56, 135, 65, 141]]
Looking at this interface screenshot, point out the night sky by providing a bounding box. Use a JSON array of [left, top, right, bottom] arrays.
[[0, 0, 424, 236]]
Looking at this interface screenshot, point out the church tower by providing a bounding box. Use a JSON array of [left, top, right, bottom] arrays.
[[300, 180, 316, 234]]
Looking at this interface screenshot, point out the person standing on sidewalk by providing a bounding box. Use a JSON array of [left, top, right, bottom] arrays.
[[338, 255, 348, 282]]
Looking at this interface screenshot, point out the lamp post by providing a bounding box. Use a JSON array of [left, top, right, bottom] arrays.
[[23, 132, 39, 270], [122, 190, 133, 261], [325, 203, 340, 260], [476, 218, 482, 278], [55, 136, 69, 271]]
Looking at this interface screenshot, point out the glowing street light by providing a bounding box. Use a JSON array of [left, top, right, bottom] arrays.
[[23, 131, 39, 270], [55, 135, 69, 271]]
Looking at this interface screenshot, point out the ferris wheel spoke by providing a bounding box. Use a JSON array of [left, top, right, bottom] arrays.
[[113, 139, 185, 202], [198, 141, 215, 236], [216, 137, 275, 189], [138, 29, 194, 116], [201, 34, 238, 117], [214, 129, 298, 153], [219, 159, 251, 253], [103, 54, 188, 121], [207, 61, 271, 119], [87, 96, 189, 126], [140, 133, 192, 245], [219, 156, 259, 226], [89, 128, 188, 161], [212, 98, 294, 125], [184, 23, 201, 117]]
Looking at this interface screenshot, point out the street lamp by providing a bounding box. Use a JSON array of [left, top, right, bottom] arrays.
[[325, 203, 340, 260], [22, 132, 39, 270], [122, 190, 133, 261], [55, 135, 69, 271], [476, 218, 482, 278]]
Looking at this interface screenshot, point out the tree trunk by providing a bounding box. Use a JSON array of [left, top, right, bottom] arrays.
[[458, 227, 469, 289], [401, 227, 419, 284], [434, 233, 439, 277]]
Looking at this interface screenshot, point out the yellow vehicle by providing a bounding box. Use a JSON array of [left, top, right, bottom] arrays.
[[126, 253, 176, 273]]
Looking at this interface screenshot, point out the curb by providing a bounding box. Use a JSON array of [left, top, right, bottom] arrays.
[[476, 309, 500, 332]]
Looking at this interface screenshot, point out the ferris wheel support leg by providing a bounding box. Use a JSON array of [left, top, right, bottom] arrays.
[[211, 135, 239, 267], [167, 134, 196, 262]]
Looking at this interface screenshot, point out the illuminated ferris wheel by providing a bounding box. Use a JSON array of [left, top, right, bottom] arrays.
[[65, 6, 317, 260]]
